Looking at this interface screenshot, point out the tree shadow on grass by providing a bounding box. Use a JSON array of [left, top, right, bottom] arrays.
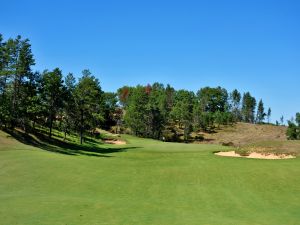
[[2, 129, 139, 157]]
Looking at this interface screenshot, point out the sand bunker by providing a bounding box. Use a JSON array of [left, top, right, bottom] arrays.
[[104, 140, 126, 145], [215, 151, 295, 159]]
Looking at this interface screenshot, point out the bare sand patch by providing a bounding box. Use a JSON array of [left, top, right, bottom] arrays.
[[104, 140, 126, 145], [215, 151, 295, 159]]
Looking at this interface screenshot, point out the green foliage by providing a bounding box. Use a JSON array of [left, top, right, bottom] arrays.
[[40, 68, 65, 137], [61, 73, 77, 139], [256, 99, 266, 123], [214, 111, 234, 127], [161, 126, 179, 142], [230, 89, 241, 122], [280, 115, 284, 125], [242, 92, 256, 123], [296, 113, 300, 127], [74, 70, 104, 144], [102, 92, 118, 129], [0, 33, 279, 144], [197, 86, 228, 113], [124, 85, 149, 136], [286, 113, 300, 140], [194, 111, 215, 132], [0, 35, 35, 129], [267, 107, 272, 123], [124, 83, 174, 139], [170, 90, 195, 141]]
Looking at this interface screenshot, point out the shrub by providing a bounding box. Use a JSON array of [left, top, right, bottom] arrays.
[[236, 149, 250, 156], [194, 135, 204, 141], [286, 121, 300, 140], [222, 142, 234, 147], [161, 128, 179, 142]]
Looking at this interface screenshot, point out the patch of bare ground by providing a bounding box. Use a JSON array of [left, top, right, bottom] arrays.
[[104, 139, 126, 145], [215, 151, 295, 159], [200, 122, 287, 146]]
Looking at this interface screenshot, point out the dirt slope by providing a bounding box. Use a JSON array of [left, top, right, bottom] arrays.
[[200, 122, 287, 147]]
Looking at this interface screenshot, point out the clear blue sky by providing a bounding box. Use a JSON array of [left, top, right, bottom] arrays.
[[1, 0, 299, 123]]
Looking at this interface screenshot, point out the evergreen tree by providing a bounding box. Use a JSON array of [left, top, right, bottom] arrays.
[[24, 71, 43, 130], [40, 68, 65, 137], [286, 121, 299, 140], [170, 90, 195, 141], [0, 34, 10, 126], [267, 108, 271, 124], [61, 73, 77, 140], [74, 70, 104, 144], [256, 99, 266, 123], [295, 113, 300, 127], [146, 83, 167, 139], [280, 115, 284, 126], [242, 92, 256, 123], [165, 84, 175, 113], [230, 89, 241, 121], [102, 92, 118, 129], [124, 85, 149, 137], [0, 35, 35, 128]]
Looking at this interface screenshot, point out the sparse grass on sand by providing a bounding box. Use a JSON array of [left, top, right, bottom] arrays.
[[201, 122, 287, 146], [239, 140, 300, 156], [0, 129, 299, 225]]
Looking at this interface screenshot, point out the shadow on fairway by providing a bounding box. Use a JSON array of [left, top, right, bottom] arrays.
[[3, 129, 139, 157]]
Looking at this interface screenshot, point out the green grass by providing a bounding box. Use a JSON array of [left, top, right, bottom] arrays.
[[0, 130, 299, 225]]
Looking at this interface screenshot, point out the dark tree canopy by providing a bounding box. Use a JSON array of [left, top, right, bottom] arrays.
[[197, 87, 228, 113], [242, 92, 256, 123], [256, 99, 266, 123]]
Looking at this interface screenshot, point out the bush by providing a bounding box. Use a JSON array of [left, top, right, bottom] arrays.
[[222, 142, 234, 147], [194, 135, 204, 141], [286, 121, 300, 140], [236, 149, 250, 156], [161, 127, 179, 142]]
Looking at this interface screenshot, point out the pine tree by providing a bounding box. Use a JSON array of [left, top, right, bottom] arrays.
[[124, 86, 148, 136], [295, 113, 300, 127], [280, 115, 284, 126], [170, 90, 195, 141], [230, 89, 241, 122], [40, 68, 65, 138], [74, 70, 104, 144], [267, 108, 271, 124], [256, 99, 266, 123], [242, 92, 256, 123], [61, 73, 77, 140]]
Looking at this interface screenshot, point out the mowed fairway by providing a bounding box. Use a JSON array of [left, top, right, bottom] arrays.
[[0, 131, 299, 225]]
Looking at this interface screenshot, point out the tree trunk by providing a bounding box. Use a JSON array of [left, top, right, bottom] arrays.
[[80, 109, 84, 144], [49, 116, 53, 138], [12, 75, 17, 128]]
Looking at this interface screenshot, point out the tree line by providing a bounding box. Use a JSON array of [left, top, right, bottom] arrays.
[[0, 34, 275, 143], [117, 84, 271, 141], [0, 34, 118, 144]]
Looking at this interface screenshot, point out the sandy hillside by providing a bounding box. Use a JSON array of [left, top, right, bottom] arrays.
[[200, 122, 287, 146]]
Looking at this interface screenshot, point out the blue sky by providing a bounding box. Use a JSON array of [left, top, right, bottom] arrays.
[[1, 0, 299, 122]]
